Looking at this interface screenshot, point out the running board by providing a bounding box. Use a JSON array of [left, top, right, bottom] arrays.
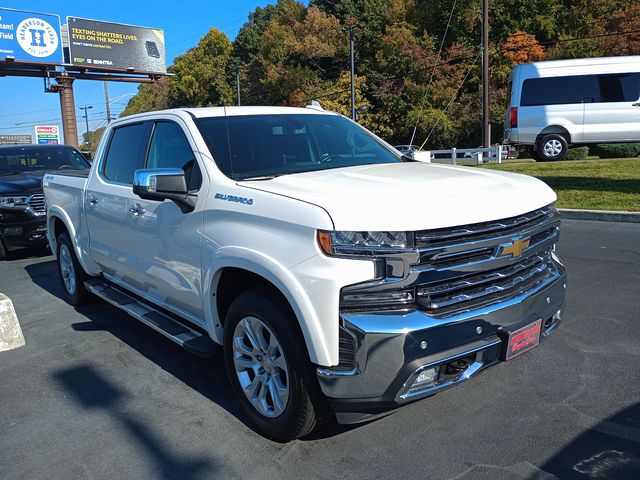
[[85, 279, 219, 358]]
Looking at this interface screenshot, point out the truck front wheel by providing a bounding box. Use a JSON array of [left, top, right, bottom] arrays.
[[223, 287, 328, 441], [56, 232, 90, 305]]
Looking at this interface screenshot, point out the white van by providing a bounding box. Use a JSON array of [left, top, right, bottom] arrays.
[[504, 56, 640, 161]]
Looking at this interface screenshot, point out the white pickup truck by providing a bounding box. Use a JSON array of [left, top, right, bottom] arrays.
[[44, 106, 566, 441]]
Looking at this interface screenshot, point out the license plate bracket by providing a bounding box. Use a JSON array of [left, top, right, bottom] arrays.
[[499, 318, 542, 361]]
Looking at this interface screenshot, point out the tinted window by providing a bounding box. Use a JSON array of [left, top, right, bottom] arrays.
[[0, 146, 90, 174], [146, 121, 202, 191], [195, 114, 405, 180], [598, 73, 640, 102], [103, 123, 148, 184], [521, 75, 600, 106]]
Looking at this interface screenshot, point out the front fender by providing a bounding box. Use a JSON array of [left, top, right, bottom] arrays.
[[203, 246, 373, 367]]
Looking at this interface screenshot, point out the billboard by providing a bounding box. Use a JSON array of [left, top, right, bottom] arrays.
[[0, 134, 32, 145], [35, 126, 60, 144], [67, 17, 166, 73], [0, 7, 63, 64]]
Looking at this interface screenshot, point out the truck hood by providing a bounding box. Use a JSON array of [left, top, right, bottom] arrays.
[[240, 163, 557, 231], [0, 171, 44, 195]]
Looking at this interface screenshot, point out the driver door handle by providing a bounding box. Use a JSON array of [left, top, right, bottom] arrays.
[[87, 195, 97, 205], [632, 102, 640, 107]]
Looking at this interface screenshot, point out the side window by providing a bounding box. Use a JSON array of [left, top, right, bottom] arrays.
[[146, 121, 202, 191], [103, 123, 148, 184], [597, 73, 640, 103], [521, 75, 599, 106]]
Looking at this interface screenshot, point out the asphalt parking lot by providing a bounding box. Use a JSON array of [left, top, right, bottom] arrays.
[[1, 218, 639, 480]]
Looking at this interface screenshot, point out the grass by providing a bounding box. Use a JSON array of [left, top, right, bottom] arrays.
[[478, 158, 640, 212]]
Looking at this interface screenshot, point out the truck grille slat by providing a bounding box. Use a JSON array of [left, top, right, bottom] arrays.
[[416, 205, 556, 247], [417, 252, 554, 314], [28, 192, 46, 215]]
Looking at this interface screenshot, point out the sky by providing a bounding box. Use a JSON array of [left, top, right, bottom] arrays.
[[0, 0, 277, 142]]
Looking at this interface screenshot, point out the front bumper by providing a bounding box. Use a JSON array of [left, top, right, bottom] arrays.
[[317, 260, 566, 423], [0, 209, 48, 251]]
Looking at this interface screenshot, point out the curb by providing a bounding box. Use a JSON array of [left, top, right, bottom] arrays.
[[559, 208, 640, 223], [0, 293, 25, 353]]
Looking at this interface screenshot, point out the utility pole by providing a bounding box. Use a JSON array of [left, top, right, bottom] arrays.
[[80, 105, 93, 155], [349, 25, 356, 121], [236, 63, 241, 106], [481, 0, 490, 149], [104, 81, 112, 123]]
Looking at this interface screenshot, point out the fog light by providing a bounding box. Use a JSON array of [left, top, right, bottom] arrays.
[[413, 366, 439, 388]]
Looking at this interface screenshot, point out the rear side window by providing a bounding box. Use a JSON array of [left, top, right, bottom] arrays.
[[103, 123, 148, 184], [520, 75, 599, 106], [598, 73, 640, 102], [146, 121, 202, 191]]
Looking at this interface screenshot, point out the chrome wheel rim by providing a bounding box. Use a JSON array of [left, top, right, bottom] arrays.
[[59, 244, 76, 295], [544, 139, 563, 157], [232, 316, 289, 418]]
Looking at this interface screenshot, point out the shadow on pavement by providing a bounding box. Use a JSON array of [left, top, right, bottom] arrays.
[[2, 245, 51, 262], [54, 365, 217, 479], [24, 260, 358, 441], [539, 403, 640, 479]]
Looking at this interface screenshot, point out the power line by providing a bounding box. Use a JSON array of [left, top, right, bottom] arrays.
[[409, 0, 458, 145], [419, 53, 481, 150], [505, 11, 640, 40], [503, 28, 640, 52]]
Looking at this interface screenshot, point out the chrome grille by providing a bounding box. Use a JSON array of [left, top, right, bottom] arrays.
[[411, 206, 561, 315], [29, 192, 46, 215], [417, 252, 556, 315], [340, 205, 562, 316], [415, 205, 557, 246]]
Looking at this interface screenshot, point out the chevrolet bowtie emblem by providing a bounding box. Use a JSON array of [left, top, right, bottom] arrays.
[[501, 238, 530, 257]]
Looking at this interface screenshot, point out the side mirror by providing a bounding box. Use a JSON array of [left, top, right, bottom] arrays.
[[133, 168, 196, 213]]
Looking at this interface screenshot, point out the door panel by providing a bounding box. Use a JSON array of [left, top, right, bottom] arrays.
[[124, 119, 206, 321], [85, 122, 149, 283], [583, 73, 640, 142]]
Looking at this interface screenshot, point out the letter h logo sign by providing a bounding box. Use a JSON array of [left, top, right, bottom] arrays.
[[29, 29, 46, 47]]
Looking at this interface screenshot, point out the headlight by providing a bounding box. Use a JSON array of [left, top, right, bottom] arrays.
[[0, 195, 30, 208], [317, 230, 412, 256]]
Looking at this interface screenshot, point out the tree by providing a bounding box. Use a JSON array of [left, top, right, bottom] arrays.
[[503, 31, 545, 66], [168, 28, 234, 107]]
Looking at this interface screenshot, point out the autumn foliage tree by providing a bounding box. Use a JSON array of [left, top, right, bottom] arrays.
[[120, 0, 640, 149]]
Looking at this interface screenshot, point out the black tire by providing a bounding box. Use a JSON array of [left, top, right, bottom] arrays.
[[223, 287, 329, 441], [535, 134, 568, 161], [56, 232, 91, 305], [0, 238, 6, 261]]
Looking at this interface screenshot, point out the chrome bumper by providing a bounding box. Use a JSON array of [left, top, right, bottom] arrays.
[[317, 259, 566, 416]]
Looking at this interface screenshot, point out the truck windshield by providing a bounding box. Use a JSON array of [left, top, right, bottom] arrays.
[[195, 113, 408, 180], [0, 146, 90, 175]]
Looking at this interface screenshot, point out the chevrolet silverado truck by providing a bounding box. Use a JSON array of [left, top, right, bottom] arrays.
[[0, 144, 90, 259], [43, 106, 566, 441]]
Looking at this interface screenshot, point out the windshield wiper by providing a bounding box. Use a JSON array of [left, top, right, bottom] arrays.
[[240, 173, 289, 181]]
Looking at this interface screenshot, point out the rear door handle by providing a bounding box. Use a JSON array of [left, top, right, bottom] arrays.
[[633, 102, 640, 107]]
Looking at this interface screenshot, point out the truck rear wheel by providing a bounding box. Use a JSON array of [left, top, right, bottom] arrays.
[[223, 287, 328, 441], [56, 232, 90, 306]]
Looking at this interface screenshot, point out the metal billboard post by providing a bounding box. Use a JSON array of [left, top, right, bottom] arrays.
[[49, 75, 79, 147]]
